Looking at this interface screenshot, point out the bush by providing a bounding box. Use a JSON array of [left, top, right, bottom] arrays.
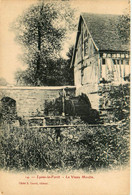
[[0, 121, 130, 172], [99, 83, 130, 123]]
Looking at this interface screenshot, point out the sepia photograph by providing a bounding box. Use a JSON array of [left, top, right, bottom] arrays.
[[0, 0, 130, 194]]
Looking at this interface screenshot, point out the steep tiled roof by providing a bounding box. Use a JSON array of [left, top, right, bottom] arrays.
[[81, 13, 129, 52], [71, 13, 129, 67]]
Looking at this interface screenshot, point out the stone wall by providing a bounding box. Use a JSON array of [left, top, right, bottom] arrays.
[[0, 86, 76, 117], [1, 83, 129, 123], [76, 84, 99, 110]]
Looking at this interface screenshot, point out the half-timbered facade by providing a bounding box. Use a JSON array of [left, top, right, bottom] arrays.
[[71, 13, 130, 88], [71, 13, 130, 110]]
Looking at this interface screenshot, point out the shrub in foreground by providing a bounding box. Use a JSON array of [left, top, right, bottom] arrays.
[[0, 121, 130, 171]]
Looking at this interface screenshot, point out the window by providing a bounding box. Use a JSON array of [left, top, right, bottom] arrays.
[[125, 59, 129, 65], [81, 32, 83, 44], [84, 39, 88, 56], [117, 59, 119, 64], [102, 58, 106, 65], [112, 59, 128, 65], [112, 59, 116, 65], [84, 29, 87, 39]]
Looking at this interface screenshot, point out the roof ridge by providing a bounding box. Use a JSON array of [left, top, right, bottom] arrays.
[[81, 12, 121, 17]]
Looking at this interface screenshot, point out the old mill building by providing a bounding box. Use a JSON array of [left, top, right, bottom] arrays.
[[71, 13, 130, 109]]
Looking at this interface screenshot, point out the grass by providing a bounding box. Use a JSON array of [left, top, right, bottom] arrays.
[[0, 119, 130, 172]]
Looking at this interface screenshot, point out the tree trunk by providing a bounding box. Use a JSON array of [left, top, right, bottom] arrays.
[[36, 4, 44, 86]]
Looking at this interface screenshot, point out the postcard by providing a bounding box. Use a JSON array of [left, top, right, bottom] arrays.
[[0, 0, 130, 194]]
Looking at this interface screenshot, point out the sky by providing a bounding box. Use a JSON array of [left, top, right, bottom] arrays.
[[0, 0, 129, 84]]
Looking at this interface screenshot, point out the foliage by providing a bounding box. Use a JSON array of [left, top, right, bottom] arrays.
[[15, 53, 74, 86], [99, 83, 130, 123], [108, 84, 130, 122], [117, 12, 130, 44], [0, 121, 129, 172], [11, 2, 76, 86]]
